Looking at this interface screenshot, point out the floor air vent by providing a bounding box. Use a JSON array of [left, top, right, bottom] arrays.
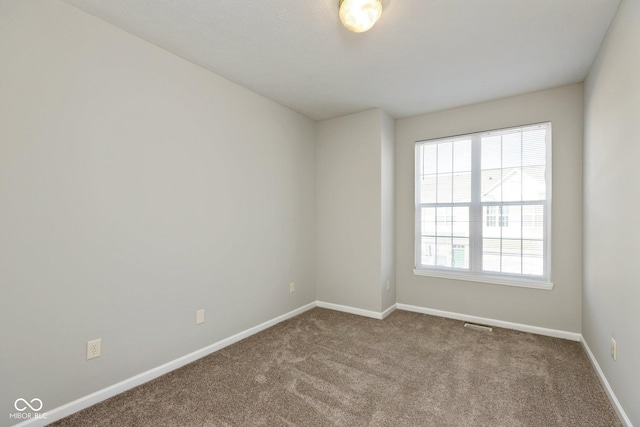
[[464, 323, 493, 332]]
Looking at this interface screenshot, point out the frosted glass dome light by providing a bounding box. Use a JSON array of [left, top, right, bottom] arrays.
[[339, 0, 382, 33]]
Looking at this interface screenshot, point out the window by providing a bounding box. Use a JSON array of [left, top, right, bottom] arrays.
[[414, 122, 552, 289]]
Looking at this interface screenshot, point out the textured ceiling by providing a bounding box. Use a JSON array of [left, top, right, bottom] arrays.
[[61, 0, 620, 121]]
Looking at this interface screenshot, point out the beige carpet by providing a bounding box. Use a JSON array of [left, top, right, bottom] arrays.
[[50, 308, 620, 426]]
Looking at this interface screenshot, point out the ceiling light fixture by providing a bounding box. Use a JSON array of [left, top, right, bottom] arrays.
[[339, 0, 382, 33]]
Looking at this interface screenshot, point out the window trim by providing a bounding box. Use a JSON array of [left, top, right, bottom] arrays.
[[414, 122, 553, 289], [412, 268, 553, 290]]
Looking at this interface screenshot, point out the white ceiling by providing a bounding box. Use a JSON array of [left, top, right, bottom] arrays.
[[61, 0, 620, 121]]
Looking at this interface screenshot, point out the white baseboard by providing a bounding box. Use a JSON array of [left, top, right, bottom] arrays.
[[14, 302, 317, 427], [381, 303, 397, 319], [396, 303, 582, 341], [316, 301, 388, 319], [581, 338, 633, 427]]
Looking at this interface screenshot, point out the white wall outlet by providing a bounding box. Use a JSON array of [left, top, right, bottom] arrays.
[[87, 338, 101, 360], [196, 309, 205, 325], [386, 280, 391, 291], [610, 338, 617, 361], [289, 282, 295, 293]]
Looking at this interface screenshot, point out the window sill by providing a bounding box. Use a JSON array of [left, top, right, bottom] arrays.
[[413, 268, 554, 290]]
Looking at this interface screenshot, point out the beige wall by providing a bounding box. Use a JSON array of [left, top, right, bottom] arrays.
[[0, 0, 316, 421], [396, 84, 584, 332], [584, 0, 640, 424], [381, 112, 397, 311], [316, 109, 395, 313]]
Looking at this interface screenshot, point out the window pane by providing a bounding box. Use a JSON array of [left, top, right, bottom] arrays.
[[421, 207, 436, 235], [522, 165, 546, 201], [523, 240, 544, 276], [501, 167, 522, 202], [501, 206, 521, 240], [437, 173, 453, 203], [421, 236, 436, 266], [452, 238, 469, 269], [436, 207, 452, 236], [522, 129, 546, 167], [481, 169, 501, 202], [483, 206, 501, 238], [453, 140, 472, 172], [422, 144, 437, 175], [436, 237, 452, 267], [482, 136, 501, 170], [451, 239, 469, 270], [503, 132, 522, 168], [453, 171, 471, 202], [523, 205, 544, 239], [483, 239, 501, 272], [501, 239, 522, 274], [438, 142, 453, 174], [452, 207, 469, 238], [420, 174, 437, 204]]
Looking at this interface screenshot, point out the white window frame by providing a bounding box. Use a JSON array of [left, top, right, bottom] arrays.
[[413, 122, 553, 290]]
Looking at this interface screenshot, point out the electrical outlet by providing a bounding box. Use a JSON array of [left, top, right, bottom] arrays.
[[87, 338, 101, 360], [611, 338, 617, 361], [386, 280, 391, 291], [289, 282, 295, 293], [196, 309, 205, 325]]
